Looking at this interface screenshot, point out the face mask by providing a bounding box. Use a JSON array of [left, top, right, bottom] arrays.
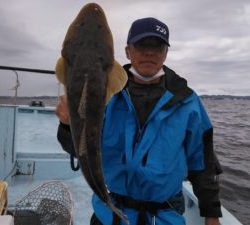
[[129, 66, 165, 82]]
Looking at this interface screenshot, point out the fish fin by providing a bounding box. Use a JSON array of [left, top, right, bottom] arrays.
[[78, 123, 86, 157], [105, 60, 128, 104], [109, 203, 129, 225], [78, 81, 88, 119], [55, 56, 67, 86]]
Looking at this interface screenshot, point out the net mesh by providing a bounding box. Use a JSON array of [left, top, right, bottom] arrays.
[[13, 180, 73, 225]]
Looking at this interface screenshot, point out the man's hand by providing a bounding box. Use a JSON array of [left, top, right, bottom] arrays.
[[55, 95, 70, 125], [205, 217, 220, 225]]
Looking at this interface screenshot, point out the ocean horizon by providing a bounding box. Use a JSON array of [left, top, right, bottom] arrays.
[[1, 95, 250, 107]]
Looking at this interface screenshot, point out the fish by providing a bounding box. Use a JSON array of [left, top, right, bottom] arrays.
[[55, 3, 128, 224]]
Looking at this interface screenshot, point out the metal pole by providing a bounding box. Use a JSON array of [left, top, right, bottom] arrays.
[[13, 70, 20, 105], [0, 65, 55, 75]]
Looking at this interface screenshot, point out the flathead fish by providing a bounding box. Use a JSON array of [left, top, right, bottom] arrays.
[[55, 2, 128, 224]]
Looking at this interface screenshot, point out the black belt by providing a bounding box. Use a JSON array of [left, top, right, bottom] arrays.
[[110, 193, 177, 225]]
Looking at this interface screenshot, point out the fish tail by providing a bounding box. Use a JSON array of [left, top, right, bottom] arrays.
[[109, 203, 129, 225]]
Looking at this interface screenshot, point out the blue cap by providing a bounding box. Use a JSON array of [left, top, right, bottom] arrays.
[[127, 17, 170, 46]]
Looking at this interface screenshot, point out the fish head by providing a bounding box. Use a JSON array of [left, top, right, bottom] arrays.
[[62, 3, 114, 67]]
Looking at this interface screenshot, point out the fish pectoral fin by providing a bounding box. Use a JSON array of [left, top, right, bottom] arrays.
[[55, 56, 67, 86], [106, 60, 128, 104], [78, 81, 88, 119]]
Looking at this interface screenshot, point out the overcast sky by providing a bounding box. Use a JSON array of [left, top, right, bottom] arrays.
[[0, 0, 249, 96]]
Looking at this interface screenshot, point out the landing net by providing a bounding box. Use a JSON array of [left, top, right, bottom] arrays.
[[14, 180, 73, 225]]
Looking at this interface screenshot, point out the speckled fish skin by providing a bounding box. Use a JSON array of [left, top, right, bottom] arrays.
[[61, 3, 128, 223]]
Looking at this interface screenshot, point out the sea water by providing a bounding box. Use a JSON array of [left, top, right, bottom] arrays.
[[202, 97, 250, 225]]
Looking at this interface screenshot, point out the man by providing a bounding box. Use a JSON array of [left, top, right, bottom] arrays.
[[56, 17, 222, 225]]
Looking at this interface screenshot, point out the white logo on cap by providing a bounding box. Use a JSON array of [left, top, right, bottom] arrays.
[[156, 25, 167, 35]]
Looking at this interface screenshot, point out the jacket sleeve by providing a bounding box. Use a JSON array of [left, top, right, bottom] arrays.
[[188, 128, 223, 217], [185, 97, 223, 218], [57, 122, 76, 157]]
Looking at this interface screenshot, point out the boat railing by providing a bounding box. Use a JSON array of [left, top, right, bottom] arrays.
[[0, 65, 60, 106]]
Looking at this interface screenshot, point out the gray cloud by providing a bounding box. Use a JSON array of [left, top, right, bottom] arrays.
[[0, 11, 42, 58], [0, 0, 249, 96]]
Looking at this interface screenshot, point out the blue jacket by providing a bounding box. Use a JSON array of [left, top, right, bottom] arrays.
[[91, 66, 221, 225]]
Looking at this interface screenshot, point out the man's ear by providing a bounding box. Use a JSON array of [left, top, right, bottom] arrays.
[[163, 47, 168, 61], [125, 46, 130, 59]]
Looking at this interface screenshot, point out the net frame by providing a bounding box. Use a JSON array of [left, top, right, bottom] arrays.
[[14, 180, 74, 225]]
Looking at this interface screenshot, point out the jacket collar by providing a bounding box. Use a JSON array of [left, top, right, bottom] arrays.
[[123, 64, 193, 109]]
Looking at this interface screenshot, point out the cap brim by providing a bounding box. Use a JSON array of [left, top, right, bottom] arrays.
[[128, 32, 170, 46]]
